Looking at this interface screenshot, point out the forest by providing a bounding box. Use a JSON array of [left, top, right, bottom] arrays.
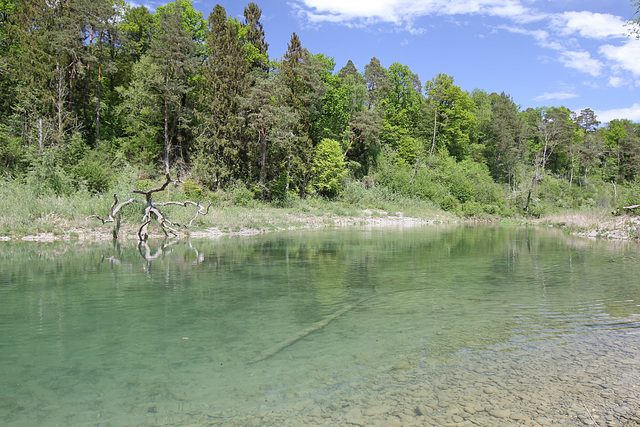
[[1, 0, 640, 222]]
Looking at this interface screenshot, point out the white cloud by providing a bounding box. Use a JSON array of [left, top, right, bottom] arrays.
[[534, 91, 578, 101], [555, 11, 626, 39], [560, 51, 604, 76], [600, 41, 640, 77], [293, 0, 638, 86], [498, 25, 564, 50], [595, 103, 640, 123], [608, 76, 626, 88], [293, 0, 536, 25]]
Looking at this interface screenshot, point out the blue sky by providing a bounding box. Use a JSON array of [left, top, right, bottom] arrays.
[[141, 0, 640, 124]]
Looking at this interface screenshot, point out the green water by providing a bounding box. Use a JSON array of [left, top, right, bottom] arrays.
[[1, 225, 639, 426]]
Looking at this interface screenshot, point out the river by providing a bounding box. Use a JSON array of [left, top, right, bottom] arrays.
[[0, 225, 639, 425]]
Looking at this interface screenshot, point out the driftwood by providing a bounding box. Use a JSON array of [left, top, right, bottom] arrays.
[[249, 293, 376, 364], [614, 204, 640, 215], [87, 194, 139, 239], [88, 173, 211, 240]]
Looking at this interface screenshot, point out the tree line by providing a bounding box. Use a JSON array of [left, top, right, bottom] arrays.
[[1, 0, 639, 216]]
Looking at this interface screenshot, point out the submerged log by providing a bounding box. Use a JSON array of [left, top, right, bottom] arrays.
[[249, 294, 375, 364]]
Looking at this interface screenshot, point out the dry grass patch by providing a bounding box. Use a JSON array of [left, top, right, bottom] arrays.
[[538, 209, 640, 241]]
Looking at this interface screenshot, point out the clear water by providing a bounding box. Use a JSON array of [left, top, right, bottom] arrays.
[[1, 225, 639, 426]]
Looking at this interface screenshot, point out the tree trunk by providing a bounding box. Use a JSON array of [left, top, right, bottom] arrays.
[[96, 30, 103, 143], [428, 103, 437, 167], [260, 122, 267, 184], [38, 118, 43, 154]]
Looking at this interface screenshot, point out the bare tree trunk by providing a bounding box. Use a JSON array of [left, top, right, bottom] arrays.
[[96, 30, 103, 143], [56, 61, 64, 140], [164, 95, 170, 174], [428, 103, 437, 167], [38, 118, 43, 154], [259, 123, 267, 184], [164, 65, 171, 174], [569, 156, 574, 187], [85, 26, 93, 125]]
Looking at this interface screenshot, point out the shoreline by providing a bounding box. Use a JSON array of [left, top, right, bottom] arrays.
[[2, 209, 639, 243], [534, 212, 640, 242], [1, 211, 449, 243]]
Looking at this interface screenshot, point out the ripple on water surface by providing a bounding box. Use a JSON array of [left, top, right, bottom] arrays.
[[0, 226, 639, 425]]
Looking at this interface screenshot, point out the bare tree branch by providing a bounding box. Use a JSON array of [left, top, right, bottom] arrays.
[[89, 173, 211, 241]]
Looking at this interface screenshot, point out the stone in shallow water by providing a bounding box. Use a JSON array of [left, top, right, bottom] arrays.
[[489, 408, 511, 419], [365, 405, 391, 416], [414, 405, 429, 416], [344, 406, 365, 426]]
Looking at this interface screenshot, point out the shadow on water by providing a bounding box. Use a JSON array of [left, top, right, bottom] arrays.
[[0, 224, 639, 425]]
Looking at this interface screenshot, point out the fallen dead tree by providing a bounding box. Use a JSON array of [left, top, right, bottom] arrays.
[[613, 204, 640, 215], [88, 173, 211, 240], [249, 293, 376, 364]]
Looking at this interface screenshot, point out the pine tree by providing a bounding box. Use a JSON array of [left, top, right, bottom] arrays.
[[243, 2, 268, 71], [149, 0, 196, 173], [194, 4, 250, 188]]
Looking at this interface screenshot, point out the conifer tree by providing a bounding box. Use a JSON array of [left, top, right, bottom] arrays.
[[243, 2, 269, 71], [149, 0, 196, 173], [194, 4, 249, 188]]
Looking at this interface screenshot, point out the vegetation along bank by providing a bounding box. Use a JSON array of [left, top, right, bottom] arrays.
[[2, 1, 640, 241]]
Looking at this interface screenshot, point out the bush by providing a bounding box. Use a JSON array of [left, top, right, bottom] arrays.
[[182, 180, 204, 200], [341, 180, 368, 205], [26, 148, 75, 196], [0, 126, 29, 178], [229, 182, 256, 207], [312, 138, 347, 198], [73, 150, 112, 193]]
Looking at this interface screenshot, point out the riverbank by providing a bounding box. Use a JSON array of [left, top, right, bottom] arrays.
[[2, 203, 639, 243], [535, 211, 640, 241], [0, 208, 453, 243]]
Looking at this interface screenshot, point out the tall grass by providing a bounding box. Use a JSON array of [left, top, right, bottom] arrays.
[[0, 179, 109, 233], [0, 175, 454, 237]]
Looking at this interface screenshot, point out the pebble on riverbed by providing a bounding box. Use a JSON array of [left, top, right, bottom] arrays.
[[203, 328, 640, 426]]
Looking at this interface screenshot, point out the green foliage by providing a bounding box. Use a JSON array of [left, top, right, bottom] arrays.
[[616, 180, 640, 208], [312, 138, 347, 198], [628, 1, 640, 39], [0, 125, 28, 177], [115, 56, 163, 163], [425, 74, 477, 161], [119, 5, 156, 61], [182, 180, 204, 200], [314, 85, 351, 141], [229, 182, 257, 207], [73, 150, 112, 193], [270, 171, 295, 202], [1, 0, 639, 224], [155, 0, 207, 52], [26, 149, 74, 196], [376, 148, 506, 217]]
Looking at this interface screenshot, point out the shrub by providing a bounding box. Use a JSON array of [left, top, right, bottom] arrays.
[[26, 148, 74, 196], [312, 138, 347, 198], [340, 180, 364, 205], [0, 126, 29, 178], [229, 182, 256, 207], [182, 180, 204, 200], [73, 150, 112, 193]]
